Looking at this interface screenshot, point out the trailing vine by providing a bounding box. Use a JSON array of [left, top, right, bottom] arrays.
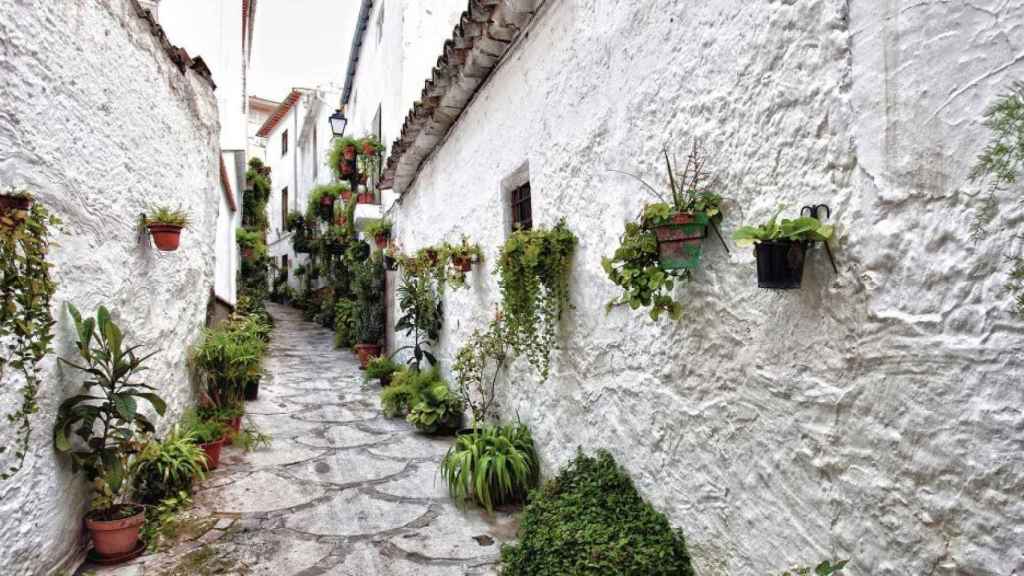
[[497, 219, 576, 380], [0, 191, 60, 480]]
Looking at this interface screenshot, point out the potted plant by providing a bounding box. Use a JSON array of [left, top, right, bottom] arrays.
[[131, 426, 207, 506], [612, 143, 725, 271], [732, 205, 835, 289], [181, 411, 229, 470], [407, 381, 464, 435], [309, 183, 350, 222], [236, 228, 264, 260], [394, 272, 442, 370], [145, 206, 190, 252], [352, 255, 386, 368], [453, 310, 508, 432], [0, 188, 32, 224], [356, 186, 376, 205], [365, 355, 401, 386], [446, 236, 482, 273], [329, 136, 361, 179], [440, 423, 539, 512], [360, 135, 384, 157], [54, 305, 168, 561], [365, 218, 392, 249]]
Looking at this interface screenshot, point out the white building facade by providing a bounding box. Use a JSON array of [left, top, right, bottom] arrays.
[[344, 1, 1024, 575]]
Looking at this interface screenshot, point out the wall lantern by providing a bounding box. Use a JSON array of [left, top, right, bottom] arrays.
[[329, 110, 348, 137]]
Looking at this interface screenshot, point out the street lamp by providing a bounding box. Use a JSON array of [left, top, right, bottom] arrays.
[[329, 110, 348, 138]]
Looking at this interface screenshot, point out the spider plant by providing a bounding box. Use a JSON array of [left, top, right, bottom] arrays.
[[440, 423, 539, 512]]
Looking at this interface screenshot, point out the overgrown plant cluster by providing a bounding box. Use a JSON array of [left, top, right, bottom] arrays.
[[239, 158, 273, 311]]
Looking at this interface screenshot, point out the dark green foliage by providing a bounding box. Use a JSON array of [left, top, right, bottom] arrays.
[[352, 254, 385, 345], [971, 82, 1024, 185], [333, 298, 358, 349], [365, 355, 401, 384], [394, 272, 442, 369], [498, 220, 576, 380], [406, 381, 463, 434], [180, 410, 227, 445], [132, 426, 206, 505], [500, 449, 695, 576], [54, 305, 167, 514], [602, 213, 687, 321], [0, 193, 59, 480], [379, 368, 437, 417], [440, 423, 538, 512], [191, 314, 268, 410]]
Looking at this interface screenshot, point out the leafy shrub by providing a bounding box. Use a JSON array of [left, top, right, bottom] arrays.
[[352, 254, 386, 345], [132, 426, 206, 505], [407, 381, 463, 434], [379, 368, 437, 417], [500, 449, 694, 576], [191, 316, 267, 409], [497, 220, 576, 380], [394, 272, 442, 369], [140, 491, 192, 552], [333, 298, 358, 349], [440, 423, 538, 512], [452, 311, 509, 423], [180, 410, 228, 446], [365, 356, 401, 385], [732, 205, 834, 246]]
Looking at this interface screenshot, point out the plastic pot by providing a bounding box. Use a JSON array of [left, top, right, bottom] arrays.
[[244, 379, 260, 401], [85, 507, 145, 559], [355, 343, 382, 369], [200, 437, 225, 470], [147, 224, 183, 252], [652, 212, 708, 270], [754, 240, 806, 289]]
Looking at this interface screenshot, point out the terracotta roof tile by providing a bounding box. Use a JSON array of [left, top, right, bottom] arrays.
[[256, 90, 301, 137]]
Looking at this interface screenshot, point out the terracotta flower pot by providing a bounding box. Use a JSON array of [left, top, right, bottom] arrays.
[[374, 234, 389, 249], [357, 192, 375, 204], [200, 437, 225, 470], [85, 508, 144, 559], [362, 142, 377, 156], [341, 190, 353, 202], [320, 195, 335, 207], [355, 343, 382, 369], [147, 223, 183, 252], [452, 255, 472, 273], [343, 146, 357, 160], [425, 249, 439, 265], [228, 416, 242, 434], [242, 247, 254, 260]]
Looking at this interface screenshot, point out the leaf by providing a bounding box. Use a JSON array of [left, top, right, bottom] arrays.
[[112, 394, 137, 421], [130, 392, 167, 416]]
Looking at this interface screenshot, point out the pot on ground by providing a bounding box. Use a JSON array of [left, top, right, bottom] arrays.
[[200, 437, 226, 470], [147, 223, 183, 252], [451, 255, 472, 273], [755, 240, 806, 289], [85, 506, 144, 559], [355, 343, 382, 369], [652, 212, 708, 270], [228, 416, 242, 434], [244, 379, 260, 401]]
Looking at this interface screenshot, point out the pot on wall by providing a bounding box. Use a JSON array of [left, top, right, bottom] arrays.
[[85, 507, 145, 561], [652, 212, 708, 270], [200, 437, 225, 470], [147, 224, 183, 252], [374, 233, 389, 249], [357, 192, 375, 205], [354, 343, 382, 369], [451, 255, 472, 273], [343, 145, 357, 160], [754, 240, 806, 289], [0, 194, 31, 214]]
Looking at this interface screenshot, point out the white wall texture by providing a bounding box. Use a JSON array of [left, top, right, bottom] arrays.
[[0, 1, 220, 574], [387, 1, 1024, 574]]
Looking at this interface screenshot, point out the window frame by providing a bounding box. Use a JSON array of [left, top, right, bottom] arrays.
[[281, 129, 288, 156]]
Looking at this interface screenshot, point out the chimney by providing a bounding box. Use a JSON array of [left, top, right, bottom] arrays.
[[138, 0, 160, 21]]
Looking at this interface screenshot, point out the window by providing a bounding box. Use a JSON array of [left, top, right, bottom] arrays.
[[281, 255, 289, 280], [281, 130, 288, 156], [510, 182, 532, 231], [281, 187, 288, 232], [312, 125, 318, 180]]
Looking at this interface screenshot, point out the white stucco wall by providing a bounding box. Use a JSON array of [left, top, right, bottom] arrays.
[[387, 1, 1024, 574], [0, 1, 220, 574]]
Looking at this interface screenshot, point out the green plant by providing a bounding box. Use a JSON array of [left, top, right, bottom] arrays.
[[440, 423, 538, 513], [603, 207, 688, 321], [329, 136, 361, 180], [611, 143, 723, 223], [191, 316, 267, 410], [407, 381, 463, 434], [452, 310, 509, 424], [365, 355, 401, 384], [236, 227, 264, 250], [139, 491, 192, 552], [180, 410, 227, 445], [444, 236, 483, 289], [132, 427, 206, 505], [773, 560, 848, 576], [54, 304, 167, 519], [364, 218, 392, 239], [0, 193, 59, 480], [497, 220, 576, 380], [379, 367, 436, 417], [394, 272, 442, 369], [732, 206, 834, 246], [352, 254, 386, 345], [500, 449, 694, 576], [333, 298, 358, 349], [231, 426, 272, 452], [285, 211, 305, 232], [146, 206, 190, 228], [308, 182, 351, 219]]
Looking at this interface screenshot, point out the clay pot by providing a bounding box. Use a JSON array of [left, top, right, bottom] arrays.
[[320, 195, 335, 207], [341, 190, 353, 202], [425, 249, 439, 265], [374, 234, 389, 249], [200, 437, 226, 470], [0, 194, 31, 213], [228, 416, 242, 434], [343, 145, 357, 160], [85, 508, 144, 559], [147, 224, 183, 252], [652, 212, 707, 271], [242, 247, 254, 260], [355, 343, 382, 369], [362, 142, 377, 156], [357, 192, 375, 204], [452, 255, 472, 273]]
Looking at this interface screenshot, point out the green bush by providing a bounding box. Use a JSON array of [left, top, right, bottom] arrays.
[[407, 381, 463, 434], [379, 368, 437, 417], [132, 426, 207, 505], [365, 355, 401, 384], [440, 423, 538, 512], [500, 449, 694, 576], [334, 298, 358, 349]]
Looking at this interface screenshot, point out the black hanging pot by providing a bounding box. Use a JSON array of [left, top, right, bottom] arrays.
[[755, 240, 806, 289]]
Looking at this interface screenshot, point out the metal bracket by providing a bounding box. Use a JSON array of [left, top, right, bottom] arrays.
[[800, 204, 838, 274]]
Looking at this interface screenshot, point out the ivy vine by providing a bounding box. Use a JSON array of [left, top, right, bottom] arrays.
[[0, 192, 60, 480], [497, 219, 576, 380]]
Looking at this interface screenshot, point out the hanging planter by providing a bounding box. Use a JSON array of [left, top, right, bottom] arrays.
[[319, 194, 335, 221], [733, 204, 838, 290], [651, 212, 708, 270], [144, 206, 190, 252], [355, 343, 382, 369], [357, 191, 376, 204], [0, 192, 32, 226]]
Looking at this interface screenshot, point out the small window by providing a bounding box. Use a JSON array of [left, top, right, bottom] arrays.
[[510, 182, 532, 231], [281, 255, 289, 280], [281, 187, 288, 232], [281, 130, 288, 156]]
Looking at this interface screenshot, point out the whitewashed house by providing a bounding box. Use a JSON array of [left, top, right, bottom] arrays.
[[161, 0, 261, 318], [340, 1, 1024, 574], [247, 95, 279, 163]]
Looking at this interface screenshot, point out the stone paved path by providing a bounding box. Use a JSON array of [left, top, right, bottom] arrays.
[[83, 302, 516, 576]]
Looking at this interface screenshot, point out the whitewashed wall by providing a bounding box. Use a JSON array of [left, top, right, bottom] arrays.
[[0, 1, 220, 574], [389, 1, 1024, 574]]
